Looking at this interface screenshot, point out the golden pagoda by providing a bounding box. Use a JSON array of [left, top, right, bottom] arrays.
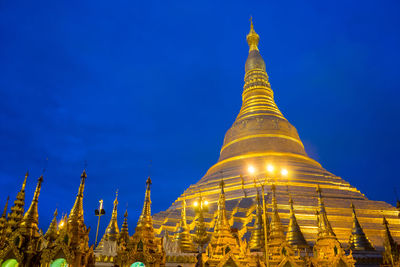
[[311, 186, 355, 266], [43, 209, 59, 243], [248, 188, 264, 252], [0, 175, 44, 266], [152, 19, 400, 265], [5, 172, 28, 236], [116, 177, 165, 267], [172, 197, 196, 253], [204, 180, 248, 266], [40, 170, 94, 267], [94, 191, 120, 266], [119, 210, 130, 247], [1, 19, 400, 267]]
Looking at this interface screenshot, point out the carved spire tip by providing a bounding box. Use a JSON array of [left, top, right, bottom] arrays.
[[246, 17, 259, 51]]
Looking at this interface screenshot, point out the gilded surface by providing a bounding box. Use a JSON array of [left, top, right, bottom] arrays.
[[152, 20, 400, 253]]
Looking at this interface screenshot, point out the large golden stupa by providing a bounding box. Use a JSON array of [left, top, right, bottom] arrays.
[[152, 21, 400, 249]]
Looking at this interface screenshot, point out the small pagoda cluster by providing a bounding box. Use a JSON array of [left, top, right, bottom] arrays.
[[1, 172, 400, 266], [160, 180, 400, 267], [94, 177, 165, 267], [0, 171, 94, 266]]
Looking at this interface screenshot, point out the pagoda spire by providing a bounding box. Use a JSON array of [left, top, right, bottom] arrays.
[[68, 170, 87, 226], [101, 190, 120, 242], [348, 203, 374, 251], [19, 175, 43, 234], [119, 209, 129, 244], [21, 171, 28, 191], [215, 180, 230, 232], [269, 184, 285, 242], [137, 176, 152, 227], [174, 197, 195, 252], [180, 196, 188, 229], [44, 209, 58, 242], [7, 171, 29, 233], [216, 18, 309, 164], [382, 217, 400, 265], [129, 177, 164, 264], [249, 188, 265, 251], [286, 196, 308, 248], [0, 196, 10, 237], [1, 196, 9, 219], [207, 179, 242, 260], [316, 185, 336, 238]]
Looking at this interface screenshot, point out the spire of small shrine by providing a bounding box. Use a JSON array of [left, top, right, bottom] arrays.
[[269, 184, 285, 241], [119, 209, 129, 242], [316, 185, 336, 238], [68, 170, 87, 226], [0, 196, 10, 235], [7, 172, 29, 232], [180, 196, 188, 229], [249, 188, 265, 251], [19, 175, 43, 234], [1, 196, 9, 219], [130, 177, 164, 263], [174, 197, 195, 252], [101, 190, 120, 242], [207, 179, 242, 260], [382, 217, 400, 265], [44, 209, 58, 241], [137, 177, 152, 227], [215, 180, 230, 232], [286, 196, 308, 248], [22, 171, 28, 191], [348, 203, 374, 251]]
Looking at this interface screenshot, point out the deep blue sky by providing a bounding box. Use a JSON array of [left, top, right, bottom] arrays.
[[1, 0, 400, 243]]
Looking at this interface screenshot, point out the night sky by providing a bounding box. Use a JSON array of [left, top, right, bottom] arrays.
[[1, 1, 400, 243]]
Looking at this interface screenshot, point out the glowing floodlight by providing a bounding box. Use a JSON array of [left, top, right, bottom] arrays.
[[248, 166, 255, 174]]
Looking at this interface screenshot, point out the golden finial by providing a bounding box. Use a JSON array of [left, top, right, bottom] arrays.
[[22, 171, 28, 191], [247, 16, 260, 51], [2, 196, 9, 218], [19, 175, 43, 233], [138, 177, 153, 226], [114, 189, 119, 206], [112, 190, 119, 216]]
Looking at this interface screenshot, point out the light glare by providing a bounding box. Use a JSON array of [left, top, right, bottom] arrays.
[[194, 201, 198, 207], [204, 200, 209, 205], [248, 166, 255, 174], [281, 169, 288, 176], [267, 164, 274, 173]]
